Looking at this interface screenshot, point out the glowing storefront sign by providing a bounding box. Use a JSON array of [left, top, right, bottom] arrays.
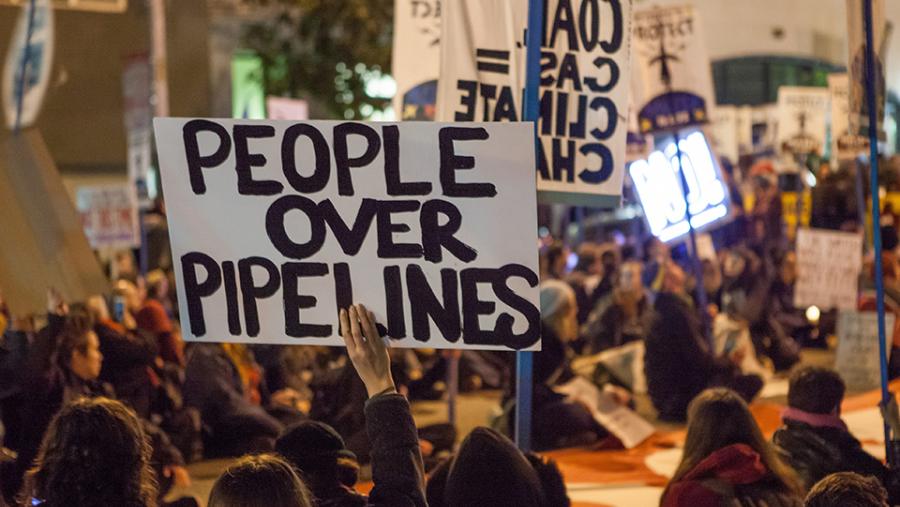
[[629, 132, 729, 242]]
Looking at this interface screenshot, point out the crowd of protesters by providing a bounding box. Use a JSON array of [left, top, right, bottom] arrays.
[[1, 157, 900, 506]]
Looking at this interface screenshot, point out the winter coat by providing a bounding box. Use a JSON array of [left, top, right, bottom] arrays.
[[773, 417, 900, 501], [661, 444, 802, 507]]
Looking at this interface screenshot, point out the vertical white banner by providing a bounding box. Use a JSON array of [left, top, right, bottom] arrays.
[[847, 0, 885, 139], [829, 73, 869, 160], [122, 54, 153, 207], [392, 0, 442, 120], [631, 4, 714, 134], [437, 0, 633, 207], [2, 0, 54, 130], [776, 86, 830, 157]]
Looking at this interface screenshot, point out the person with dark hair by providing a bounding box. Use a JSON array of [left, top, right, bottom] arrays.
[[208, 454, 313, 507], [645, 262, 763, 421], [20, 397, 158, 507], [540, 241, 569, 281], [773, 367, 900, 500], [581, 261, 651, 353], [136, 270, 183, 366], [805, 472, 889, 507], [425, 427, 569, 507], [661, 388, 803, 506], [276, 420, 366, 507]]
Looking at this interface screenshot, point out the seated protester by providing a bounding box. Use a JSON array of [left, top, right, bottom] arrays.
[[87, 292, 158, 419], [645, 262, 763, 421], [539, 240, 569, 281], [661, 388, 803, 507], [276, 420, 366, 507], [773, 367, 900, 501], [566, 243, 617, 326], [771, 251, 816, 347], [721, 247, 800, 371], [581, 261, 652, 353], [425, 427, 569, 507], [859, 252, 900, 378], [208, 454, 313, 507], [502, 280, 606, 451], [182, 343, 285, 457], [10, 318, 190, 506], [20, 397, 158, 507], [135, 271, 184, 366], [805, 472, 890, 507]]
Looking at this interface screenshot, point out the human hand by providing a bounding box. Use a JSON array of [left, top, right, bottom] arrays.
[[164, 465, 191, 487], [340, 303, 395, 398], [47, 287, 68, 317]]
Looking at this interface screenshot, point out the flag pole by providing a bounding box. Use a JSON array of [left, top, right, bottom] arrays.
[[862, 0, 894, 467], [515, 0, 545, 453]]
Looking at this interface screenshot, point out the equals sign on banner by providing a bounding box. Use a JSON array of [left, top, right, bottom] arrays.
[[476, 48, 510, 74]]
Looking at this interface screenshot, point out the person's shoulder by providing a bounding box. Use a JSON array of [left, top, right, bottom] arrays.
[[661, 480, 724, 507]]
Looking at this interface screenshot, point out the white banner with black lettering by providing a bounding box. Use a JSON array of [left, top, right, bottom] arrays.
[[436, 0, 633, 207], [828, 73, 868, 160], [154, 119, 541, 351], [794, 227, 863, 311], [631, 4, 714, 134], [392, 0, 442, 120], [776, 86, 830, 157], [76, 184, 140, 250], [847, 0, 885, 139]]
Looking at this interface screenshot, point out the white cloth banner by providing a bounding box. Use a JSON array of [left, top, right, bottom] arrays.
[[836, 310, 894, 391], [776, 86, 830, 157], [392, 0, 442, 120], [436, 0, 633, 206], [2, 0, 54, 130], [154, 119, 541, 351], [847, 0, 885, 138], [828, 73, 868, 160], [76, 185, 140, 250], [631, 4, 714, 134], [122, 54, 153, 207], [794, 228, 863, 311]]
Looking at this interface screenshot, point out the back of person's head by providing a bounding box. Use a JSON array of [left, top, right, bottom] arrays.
[[21, 397, 156, 507], [275, 420, 359, 494], [805, 472, 889, 507], [426, 427, 569, 507], [788, 367, 845, 415], [208, 454, 312, 507], [671, 389, 798, 494], [540, 280, 577, 341]]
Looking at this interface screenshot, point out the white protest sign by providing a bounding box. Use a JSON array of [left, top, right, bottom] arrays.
[[794, 228, 863, 311], [122, 54, 153, 207], [436, 0, 633, 207], [631, 4, 714, 134], [76, 185, 140, 250], [707, 105, 739, 164], [392, 0, 441, 120], [154, 119, 541, 351], [847, 0, 886, 139], [556, 376, 654, 448], [2, 0, 54, 130], [828, 73, 869, 160], [836, 310, 894, 391], [266, 97, 309, 121], [776, 86, 830, 157]]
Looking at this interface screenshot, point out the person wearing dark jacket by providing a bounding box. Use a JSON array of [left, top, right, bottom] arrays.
[[645, 262, 763, 421], [773, 367, 900, 501], [425, 427, 570, 507], [662, 388, 803, 507]]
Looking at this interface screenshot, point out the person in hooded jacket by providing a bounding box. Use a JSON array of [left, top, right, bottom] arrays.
[[661, 388, 803, 507], [425, 427, 569, 507], [772, 367, 900, 501]]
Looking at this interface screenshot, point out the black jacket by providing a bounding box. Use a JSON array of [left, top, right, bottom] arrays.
[[645, 292, 734, 421], [363, 393, 426, 506], [773, 419, 900, 501]]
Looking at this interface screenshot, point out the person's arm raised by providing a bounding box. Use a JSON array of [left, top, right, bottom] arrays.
[[339, 303, 426, 507]]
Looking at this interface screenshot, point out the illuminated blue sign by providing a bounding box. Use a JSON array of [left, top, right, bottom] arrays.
[[629, 132, 729, 243]]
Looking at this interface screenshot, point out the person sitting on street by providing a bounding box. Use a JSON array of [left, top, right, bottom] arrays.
[[805, 472, 890, 507]]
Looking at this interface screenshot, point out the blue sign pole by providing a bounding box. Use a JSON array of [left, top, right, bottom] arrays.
[[862, 0, 895, 467], [13, 0, 38, 134], [515, 0, 545, 453]]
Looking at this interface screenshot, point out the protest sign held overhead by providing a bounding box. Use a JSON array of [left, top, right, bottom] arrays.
[[392, 0, 442, 120], [2, 0, 54, 130], [776, 86, 830, 157], [631, 4, 714, 135], [794, 228, 863, 311], [846, 0, 886, 140], [436, 0, 633, 208], [122, 54, 153, 207], [154, 119, 541, 351], [828, 73, 869, 160], [76, 184, 141, 250]]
